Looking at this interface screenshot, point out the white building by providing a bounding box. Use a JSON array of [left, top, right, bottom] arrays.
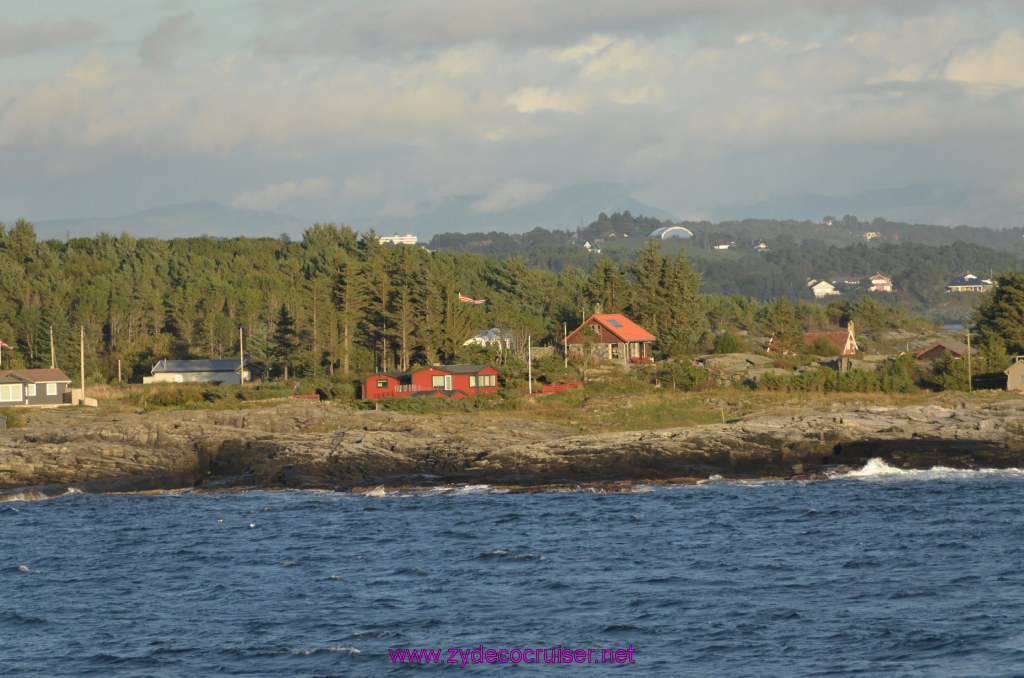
[[378, 234, 418, 246], [808, 279, 840, 298], [143, 359, 259, 385]]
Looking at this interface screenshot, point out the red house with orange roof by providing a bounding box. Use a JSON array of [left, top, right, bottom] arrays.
[[565, 313, 656, 364], [363, 364, 500, 400]]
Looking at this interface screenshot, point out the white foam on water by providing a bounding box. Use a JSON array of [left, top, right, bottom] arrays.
[[0, 487, 80, 503], [291, 646, 360, 656], [16, 565, 40, 574], [838, 457, 1024, 481]]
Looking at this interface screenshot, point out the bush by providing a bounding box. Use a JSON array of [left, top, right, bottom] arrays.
[[809, 336, 841, 357], [657, 361, 710, 390], [0, 408, 23, 428], [713, 331, 744, 354], [755, 361, 919, 394]]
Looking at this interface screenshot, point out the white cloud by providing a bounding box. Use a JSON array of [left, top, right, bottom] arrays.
[[5, 1, 1024, 228], [231, 178, 331, 211], [555, 34, 615, 62], [506, 86, 591, 113], [469, 179, 549, 214], [945, 30, 1024, 88]]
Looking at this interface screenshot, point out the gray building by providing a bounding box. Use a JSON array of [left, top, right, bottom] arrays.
[[143, 358, 262, 385], [0, 368, 73, 407]]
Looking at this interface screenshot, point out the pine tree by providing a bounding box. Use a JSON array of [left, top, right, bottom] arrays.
[[766, 298, 803, 355], [332, 257, 367, 375], [974, 269, 1024, 355], [272, 303, 298, 379]]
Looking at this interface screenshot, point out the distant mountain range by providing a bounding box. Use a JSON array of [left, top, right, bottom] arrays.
[[358, 182, 678, 237], [24, 181, 1020, 242], [30, 184, 677, 241], [34, 201, 308, 241], [713, 183, 1020, 229]]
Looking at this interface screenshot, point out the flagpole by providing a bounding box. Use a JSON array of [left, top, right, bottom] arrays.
[[528, 335, 532, 395]]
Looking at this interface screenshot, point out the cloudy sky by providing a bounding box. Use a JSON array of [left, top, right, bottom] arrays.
[[2, 0, 1024, 236]]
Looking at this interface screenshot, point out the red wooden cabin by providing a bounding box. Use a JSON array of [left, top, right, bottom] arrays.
[[363, 364, 500, 400]]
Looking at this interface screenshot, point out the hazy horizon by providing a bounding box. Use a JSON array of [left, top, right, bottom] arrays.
[[3, 1, 1024, 237]]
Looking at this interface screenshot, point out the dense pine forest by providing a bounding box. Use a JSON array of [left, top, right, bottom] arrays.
[[0, 211, 1019, 387]]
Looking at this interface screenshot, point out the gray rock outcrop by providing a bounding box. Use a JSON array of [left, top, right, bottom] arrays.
[[1, 398, 1022, 498]]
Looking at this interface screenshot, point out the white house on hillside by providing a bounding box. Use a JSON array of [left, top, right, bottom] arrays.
[[808, 279, 840, 299]]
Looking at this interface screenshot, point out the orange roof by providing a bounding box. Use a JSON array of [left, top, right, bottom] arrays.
[[571, 314, 656, 343]]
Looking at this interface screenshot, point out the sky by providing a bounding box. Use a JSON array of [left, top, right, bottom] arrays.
[[2, 0, 1024, 237]]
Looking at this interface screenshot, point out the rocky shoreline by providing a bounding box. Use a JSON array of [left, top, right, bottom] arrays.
[[1, 397, 1023, 500]]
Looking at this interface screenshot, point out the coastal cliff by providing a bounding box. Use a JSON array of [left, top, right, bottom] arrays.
[[1, 398, 1022, 498]]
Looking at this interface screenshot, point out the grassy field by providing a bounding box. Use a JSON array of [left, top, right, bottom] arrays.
[[499, 385, 964, 435], [76, 376, 1017, 437]]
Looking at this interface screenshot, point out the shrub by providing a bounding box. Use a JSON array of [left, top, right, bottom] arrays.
[[713, 331, 744, 354]]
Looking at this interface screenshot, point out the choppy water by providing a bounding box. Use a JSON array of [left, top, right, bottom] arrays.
[[3, 461, 1024, 677]]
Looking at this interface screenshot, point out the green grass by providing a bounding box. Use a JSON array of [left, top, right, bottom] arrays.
[[117, 382, 293, 412]]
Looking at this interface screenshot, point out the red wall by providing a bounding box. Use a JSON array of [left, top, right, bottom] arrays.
[[364, 366, 500, 399], [363, 374, 410, 400]]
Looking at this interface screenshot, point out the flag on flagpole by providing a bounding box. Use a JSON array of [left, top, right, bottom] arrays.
[[458, 293, 486, 305], [0, 341, 9, 348]]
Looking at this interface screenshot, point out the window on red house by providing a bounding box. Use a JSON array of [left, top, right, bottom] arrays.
[[376, 379, 388, 388], [432, 375, 446, 389]]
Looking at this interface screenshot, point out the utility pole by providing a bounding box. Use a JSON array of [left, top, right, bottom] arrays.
[[528, 335, 532, 395], [239, 327, 245, 385], [79, 326, 85, 403], [966, 328, 972, 392], [564, 322, 568, 368]]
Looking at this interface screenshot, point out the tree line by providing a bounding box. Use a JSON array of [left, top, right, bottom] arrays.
[[2, 216, 1018, 387], [0, 221, 704, 384]]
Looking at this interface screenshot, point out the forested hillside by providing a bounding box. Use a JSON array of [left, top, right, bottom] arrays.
[[1, 213, 1015, 386], [430, 213, 1023, 320], [0, 221, 702, 383]]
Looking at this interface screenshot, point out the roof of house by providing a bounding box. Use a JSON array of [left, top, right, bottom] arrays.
[[914, 340, 976, 358], [465, 328, 511, 343], [803, 331, 853, 352], [151, 358, 248, 374], [947, 273, 993, 287], [574, 314, 656, 343], [368, 364, 496, 380], [0, 368, 72, 383], [423, 364, 496, 375]]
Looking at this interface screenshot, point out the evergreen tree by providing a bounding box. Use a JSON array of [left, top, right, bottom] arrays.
[[332, 257, 368, 375], [272, 303, 298, 379], [765, 298, 804, 355], [586, 257, 629, 316], [974, 269, 1024, 355]]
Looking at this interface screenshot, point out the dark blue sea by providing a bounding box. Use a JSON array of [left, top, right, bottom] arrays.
[[3, 461, 1024, 677]]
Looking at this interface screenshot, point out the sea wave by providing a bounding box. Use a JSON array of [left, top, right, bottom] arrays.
[[838, 457, 1024, 480], [0, 487, 81, 503]]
